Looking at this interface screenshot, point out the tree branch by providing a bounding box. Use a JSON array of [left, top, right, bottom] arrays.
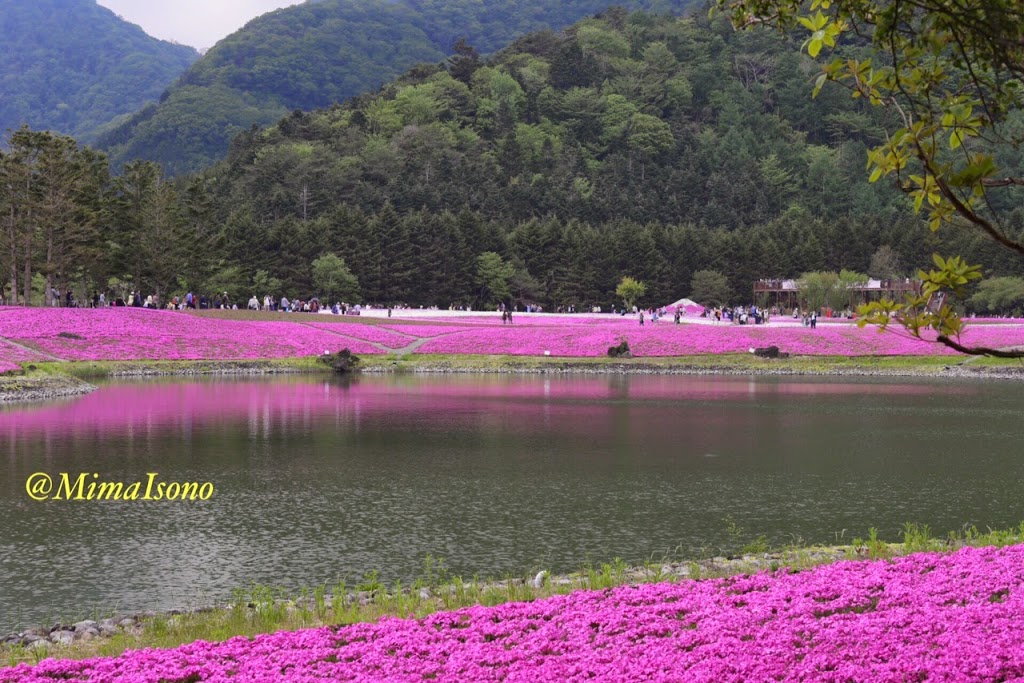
[[936, 335, 1024, 358], [981, 177, 1024, 187]]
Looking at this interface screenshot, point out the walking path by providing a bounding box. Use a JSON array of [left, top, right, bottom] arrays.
[[297, 322, 453, 356], [0, 336, 64, 362]]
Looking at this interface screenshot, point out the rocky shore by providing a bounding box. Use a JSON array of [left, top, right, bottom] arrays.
[[0, 361, 326, 403], [0, 375, 95, 403], [2, 355, 1022, 405], [361, 357, 1024, 380], [0, 544, 889, 654]]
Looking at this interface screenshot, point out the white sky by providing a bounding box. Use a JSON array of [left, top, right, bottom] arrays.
[[96, 0, 303, 51]]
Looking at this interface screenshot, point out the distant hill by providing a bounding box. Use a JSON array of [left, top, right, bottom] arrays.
[[0, 0, 199, 141], [97, 0, 697, 175], [193, 9, 943, 308]]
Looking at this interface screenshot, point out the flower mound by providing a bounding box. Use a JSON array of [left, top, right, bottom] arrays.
[[0, 309, 385, 360], [5, 545, 1024, 682], [3, 308, 1024, 360]]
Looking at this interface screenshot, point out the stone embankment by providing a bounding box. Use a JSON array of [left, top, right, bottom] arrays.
[[0, 375, 95, 403], [361, 359, 1024, 380]]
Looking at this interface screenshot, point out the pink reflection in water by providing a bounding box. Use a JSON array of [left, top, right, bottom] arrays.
[[0, 377, 964, 442]]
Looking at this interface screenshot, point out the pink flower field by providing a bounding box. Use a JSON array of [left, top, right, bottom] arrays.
[[2, 307, 1024, 362], [0, 308, 386, 361], [4, 544, 1024, 682]]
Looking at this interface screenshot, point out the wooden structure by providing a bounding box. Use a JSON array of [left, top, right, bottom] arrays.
[[752, 278, 922, 311]]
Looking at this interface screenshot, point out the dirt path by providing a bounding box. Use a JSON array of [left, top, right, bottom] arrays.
[[0, 336, 64, 362], [298, 322, 456, 356]]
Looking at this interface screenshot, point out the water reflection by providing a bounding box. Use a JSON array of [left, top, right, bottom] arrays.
[[0, 374, 1020, 632]]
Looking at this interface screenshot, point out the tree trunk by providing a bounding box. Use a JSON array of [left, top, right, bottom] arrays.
[[45, 229, 53, 307], [22, 228, 31, 306], [8, 205, 17, 305]]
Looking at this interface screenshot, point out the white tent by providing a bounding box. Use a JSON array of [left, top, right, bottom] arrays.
[[666, 298, 704, 314]]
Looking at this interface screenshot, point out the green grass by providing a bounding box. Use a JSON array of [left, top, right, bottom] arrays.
[[25, 357, 328, 380], [7, 523, 1024, 667], [360, 352, 982, 374]]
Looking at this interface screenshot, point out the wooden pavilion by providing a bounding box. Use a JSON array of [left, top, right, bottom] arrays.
[[753, 278, 922, 311]]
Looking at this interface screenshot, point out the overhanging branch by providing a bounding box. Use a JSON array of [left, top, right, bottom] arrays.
[[936, 335, 1024, 358]]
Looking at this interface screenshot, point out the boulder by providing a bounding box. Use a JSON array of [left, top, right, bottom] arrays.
[[753, 346, 790, 359], [50, 630, 74, 646]]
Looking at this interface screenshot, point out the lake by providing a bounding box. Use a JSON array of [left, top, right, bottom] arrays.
[[1, 373, 1023, 632]]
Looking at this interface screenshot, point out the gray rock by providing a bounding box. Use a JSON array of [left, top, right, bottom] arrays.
[[118, 618, 136, 629], [99, 623, 119, 637], [77, 630, 98, 642], [73, 619, 98, 632], [418, 588, 431, 600], [30, 639, 50, 650], [50, 631, 74, 646]]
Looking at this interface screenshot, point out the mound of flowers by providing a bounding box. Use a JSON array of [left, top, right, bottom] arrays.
[[2, 307, 1024, 360], [5, 545, 1024, 682], [0, 308, 385, 360], [413, 320, 1024, 357]]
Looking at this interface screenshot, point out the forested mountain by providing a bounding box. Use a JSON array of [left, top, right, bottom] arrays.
[[97, 0, 696, 175], [0, 0, 199, 141], [193, 9, 1024, 309]]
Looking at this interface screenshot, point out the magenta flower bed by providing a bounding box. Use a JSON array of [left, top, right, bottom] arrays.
[[5, 545, 1024, 682], [1, 308, 1023, 360], [0, 338, 53, 363], [0, 309, 384, 360], [416, 321, 1024, 357], [0, 361, 19, 373]]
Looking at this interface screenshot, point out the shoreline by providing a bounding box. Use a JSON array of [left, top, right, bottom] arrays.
[[0, 543, 926, 658], [3, 354, 1024, 403], [3, 527, 1020, 664]]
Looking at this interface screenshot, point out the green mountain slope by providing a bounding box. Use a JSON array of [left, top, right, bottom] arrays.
[[0, 0, 199, 141], [195, 9, 1015, 308], [97, 0, 697, 175]]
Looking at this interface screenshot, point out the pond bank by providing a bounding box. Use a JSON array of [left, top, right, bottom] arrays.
[[0, 375, 95, 403], [4, 526, 1020, 666], [0, 359, 329, 403], [361, 353, 1024, 379], [3, 353, 1023, 403], [0, 543, 898, 660]]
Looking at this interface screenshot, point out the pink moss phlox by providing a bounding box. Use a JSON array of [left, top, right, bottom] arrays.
[[2, 308, 1023, 360]]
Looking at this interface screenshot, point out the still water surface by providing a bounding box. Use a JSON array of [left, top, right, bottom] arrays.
[[1, 374, 1022, 631]]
